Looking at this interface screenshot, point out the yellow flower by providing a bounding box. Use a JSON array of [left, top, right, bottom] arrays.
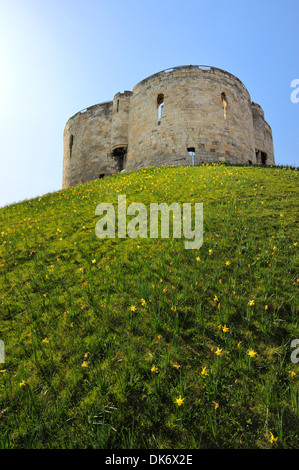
[[0, 370, 7, 373], [175, 395, 185, 406], [81, 361, 88, 367], [265, 305, 268, 310], [247, 349, 257, 358], [215, 403, 219, 410], [91, 259, 96, 264], [237, 342, 241, 348], [222, 325, 229, 333], [151, 365, 158, 373], [130, 305, 136, 312], [214, 295, 219, 302], [269, 432, 278, 444], [209, 249, 213, 255], [19, 380, 26, 387], [42, 338, 49, 343], [140, 298, 146, 306], [215, 347, 222, 356], [248, 300, 255, 306], [289, 371, 296, 378], [173, 364, 180, 369], [225, 261, 230, 266], [201, 367, 209, 376], [196, 256, 201, 261]]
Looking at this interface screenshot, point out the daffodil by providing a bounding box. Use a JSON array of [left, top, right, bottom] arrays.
[[248, 300, 255, 306], [269, 432, 278, 444], [151, 365, 158, 373], [201, 366, 209, 376], [222, 325, 229, 333], [81, 361, 88, 367], [130, 305, 136, 312], [215, 347, 222, 356], [175, 395, 185, 406], [247, 349, 257, 358]]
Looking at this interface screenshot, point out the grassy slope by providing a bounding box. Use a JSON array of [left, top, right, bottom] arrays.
[[0, 163, 298, 449]]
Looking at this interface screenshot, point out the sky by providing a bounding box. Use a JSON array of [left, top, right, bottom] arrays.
[[0, 0, 298, 207]]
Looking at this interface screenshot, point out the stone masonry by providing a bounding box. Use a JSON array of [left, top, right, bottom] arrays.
[[62, 65, 275, 188]]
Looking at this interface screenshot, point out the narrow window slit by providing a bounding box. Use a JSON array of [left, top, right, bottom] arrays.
[[221, 92, 227, 120], [157, 94, 164, 123]]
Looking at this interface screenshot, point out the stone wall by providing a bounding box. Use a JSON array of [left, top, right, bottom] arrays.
[[126, 66, 256, 170], [62, 102, 116, 188], [251, 102, 275, 165]]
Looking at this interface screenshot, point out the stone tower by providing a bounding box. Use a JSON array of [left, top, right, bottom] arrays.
[[62, 65, 275, 188]]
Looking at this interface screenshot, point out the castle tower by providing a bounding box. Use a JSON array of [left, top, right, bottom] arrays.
[[110, 91, 132, 171], [62, 65, 275, 188]]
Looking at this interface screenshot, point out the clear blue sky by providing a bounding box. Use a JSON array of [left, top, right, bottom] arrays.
[[0, 0, 298, 207]]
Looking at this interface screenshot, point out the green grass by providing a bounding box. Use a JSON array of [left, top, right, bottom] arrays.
[[0, 163, 298, 449]]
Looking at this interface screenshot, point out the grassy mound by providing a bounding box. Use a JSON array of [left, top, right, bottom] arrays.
[[0, 163, 298, 449]]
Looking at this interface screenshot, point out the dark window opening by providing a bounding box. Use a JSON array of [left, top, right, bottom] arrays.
[[221, 92, 227, 119], [117, 99, 119, 112], [99, 174, 104, 179], [261, 152, 267, 165], [157, 94, 164, 123], [112, 147, 127, 171], [69, 134, 74, 158], [248, 160, 252, 165], [187, 147, 196, 166], [256, 150, 267, 165]]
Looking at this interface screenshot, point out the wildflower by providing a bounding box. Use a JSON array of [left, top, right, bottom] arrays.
[[201, 366, 209, 376], [157, 335, 162, 339], [209, 249, 212, 255], [222, 325, 229, 333], [269, 432, 278, 444], [219, 279, 222, 284], [151, 365, 158, 373], [173, 364, 180, 369], [70, 322, 74, 327], [215, 347, 222, 356], [214, 295, 219, 302], [175, 395, 185, 406], [0, 370, 6, 373], [265, 305, 268, 310], [130, 305, 136, 312], [91, 259, 96, 264], [217, 324, 222, 329], [289, 371, 296, 378], [81, 361, 88, 367], [248, 300, 255, 306], [84, 352, 89, 358], [196, 256, 201, 261], [42, 338, 49, 343], [247, 349, 257, 358], [225, 261, 230, 266], [140, 298, 146, 306], [19, 380, 26, 387], [215, 403, 219, 410], [237, 342, 241, 348]]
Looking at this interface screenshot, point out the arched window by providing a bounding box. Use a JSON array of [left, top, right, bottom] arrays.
[[157, 94, 164, 123], [221, 92, 227, 120]]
